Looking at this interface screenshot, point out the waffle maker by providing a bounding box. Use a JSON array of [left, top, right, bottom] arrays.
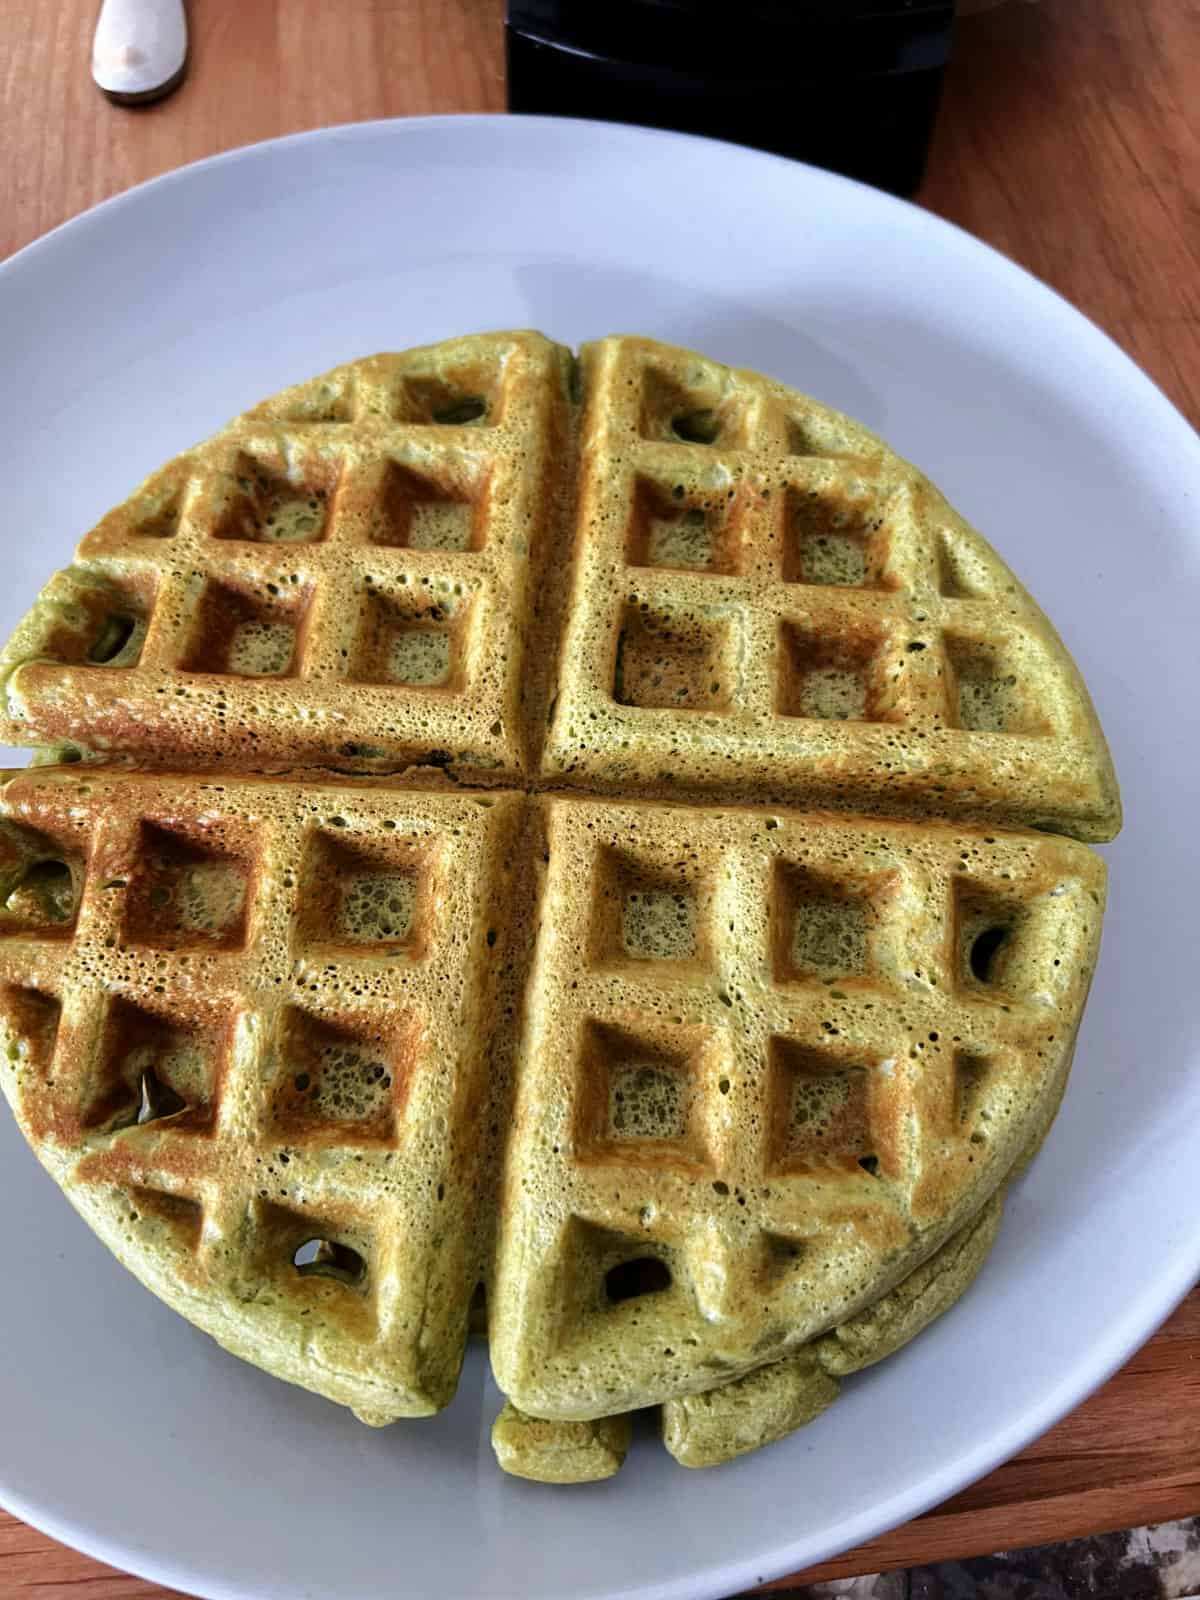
[[506, 0, 956, 196]]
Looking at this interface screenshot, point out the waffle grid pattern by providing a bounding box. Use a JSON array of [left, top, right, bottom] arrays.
[[544, 340, 1115, 837], [491, 796, 1104, 1418], [0, 334, 1117, 1465], [0, 770, 523, 1419], [0, 335, 1117, 837], [1, 333, 569, 778]]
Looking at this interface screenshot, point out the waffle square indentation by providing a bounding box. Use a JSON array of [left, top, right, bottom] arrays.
[[771, 862, 888, 984], [178, 577, 313, 678], [945, 636, 1054, 735], [367, 461, 483, 553], [349, 584, 473, 691], [269, 1005, 419, 1145], [574, 1017, 717, 1173], [122, 821, 253, 951], [589, 845, 714, 975], [295, 826, 441, 961], [626, 479, 743, 576], [613, 602, 735, 713], [84, 993, 228, 1133], [767, 1039, 879, 1176], [783, 484, 896, 588], [212, 450, 338, 545], [776, 622, 898, 723]]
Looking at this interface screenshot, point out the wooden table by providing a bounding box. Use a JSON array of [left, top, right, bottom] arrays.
[[1, 2, 1197, 1594]]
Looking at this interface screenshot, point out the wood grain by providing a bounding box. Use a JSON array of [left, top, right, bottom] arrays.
[[1, 0, 1197, 1594], [1, 1292, 1196, 1596], [774, 1290, 1200, 1589]]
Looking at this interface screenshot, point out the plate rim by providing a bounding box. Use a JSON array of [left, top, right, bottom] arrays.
[[1, 110, 1198, 1600], [1, 109, 1197, 447]]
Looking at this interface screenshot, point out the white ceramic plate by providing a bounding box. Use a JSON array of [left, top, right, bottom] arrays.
[[1, 115, 1197, 1600]]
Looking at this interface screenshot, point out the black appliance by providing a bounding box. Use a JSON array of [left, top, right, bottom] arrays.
[[506, 0, 956, 196]]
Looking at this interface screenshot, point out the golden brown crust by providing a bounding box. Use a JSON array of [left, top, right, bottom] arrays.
[[0, 766, 527, 1421], [542, 337, 1120, 841], [0, 333, 574, 786], [490, 794, 1104, 1420], [0, 333, 1120, 1472], [0, 334, 1118, 839]]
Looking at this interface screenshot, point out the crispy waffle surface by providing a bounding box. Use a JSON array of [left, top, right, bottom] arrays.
[[0, 766, 530, 1423], [545, 338, 1119, 840], [0, 334, 1118, 839], [491, 798, 1104, 1426], [0, 332, 1119, 1481], [0, 332, 574, 784]]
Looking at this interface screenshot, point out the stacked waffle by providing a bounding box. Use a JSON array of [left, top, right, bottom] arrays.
[[0, 333, 1118, 1480]]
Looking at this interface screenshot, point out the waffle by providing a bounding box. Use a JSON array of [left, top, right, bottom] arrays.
[[0, 333, 1120, 1482], [0, 765, 527, 1422], [492, 1404, 634, 1485], [0, 334, 1118, 842], [0, 332, 573, 785], [495, 1184, 1006, 1480], [658, 1186, 1005, 1469], [541, 338, 1119, 841], [489, 795, 1104, 1422]]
